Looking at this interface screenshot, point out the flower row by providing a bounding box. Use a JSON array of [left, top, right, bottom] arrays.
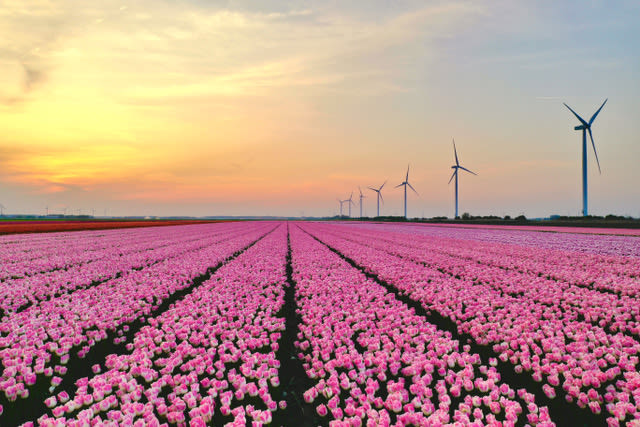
[[304, 223, 640, 425], [0, 223, 257, 315], [0, 223, 274, 416], [290, 226, 551, 426], [38, 225, 288, 426]]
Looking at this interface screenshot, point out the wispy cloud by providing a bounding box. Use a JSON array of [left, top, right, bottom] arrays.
[[0, 0, 485, 111]]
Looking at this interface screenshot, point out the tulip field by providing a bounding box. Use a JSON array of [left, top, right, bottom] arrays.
[[1, 222, 639, 426]]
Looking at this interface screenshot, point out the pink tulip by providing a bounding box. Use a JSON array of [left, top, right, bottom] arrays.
[[317, 404, 328, 417]]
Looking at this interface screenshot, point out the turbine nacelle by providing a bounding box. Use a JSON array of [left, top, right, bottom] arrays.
[[564, 99, 606, 176], [448, 141, 477, 184], [396, 165, 417, 194]]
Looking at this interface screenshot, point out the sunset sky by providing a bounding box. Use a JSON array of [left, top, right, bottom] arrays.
[[1, 0, 639, 218]]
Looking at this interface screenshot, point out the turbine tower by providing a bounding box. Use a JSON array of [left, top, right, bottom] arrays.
[[395, 165, 418, 219], [448, 139, 477, 219], [368, 180, 386, 217], [358, 187, 366, 218], [564, 99, 607, 216], [0, 203, 5, 216]]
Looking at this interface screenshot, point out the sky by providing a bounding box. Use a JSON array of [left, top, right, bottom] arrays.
[[0, 0, 639, 218]]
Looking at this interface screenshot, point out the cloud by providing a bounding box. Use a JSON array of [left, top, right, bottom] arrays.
[[0, 4, 65, 103], [0, 61, 48, 106], [1, 1, 483, 108], [22, 63, 46, 91], [0, 1, 486, 204]]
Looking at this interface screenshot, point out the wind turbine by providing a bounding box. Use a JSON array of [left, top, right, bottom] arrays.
[[337, 198, 346, 217], [346, 192, 355, 218], [368, 180, 387, 217], [448, 139, 477, 219], [395, 165, 418, 219], [0, 203, 5, 216], [563, 99, 607, 216], [358, 187, 366, 218]]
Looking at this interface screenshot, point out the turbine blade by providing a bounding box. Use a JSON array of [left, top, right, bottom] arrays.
[[459, 166, 478, 176], [367, 186, 377, 192], [359, 186, 363, 197], [379, 180, 387, 191], [395, 183, 404, 188], [379, 192, 384, 204], [448, 170, 456, 184], [563, 103, 588, 126], [589, 98, 608, 125], [453, 139, 459, 166], [587, 128, 602, 174], [407, 182, 418, 195], [406, 164, 410, 181]]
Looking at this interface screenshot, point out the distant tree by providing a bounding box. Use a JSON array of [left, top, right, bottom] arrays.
[[503, 215, 511, 220], [515, 214, 527, 221], [461, 212, 472, 220]]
